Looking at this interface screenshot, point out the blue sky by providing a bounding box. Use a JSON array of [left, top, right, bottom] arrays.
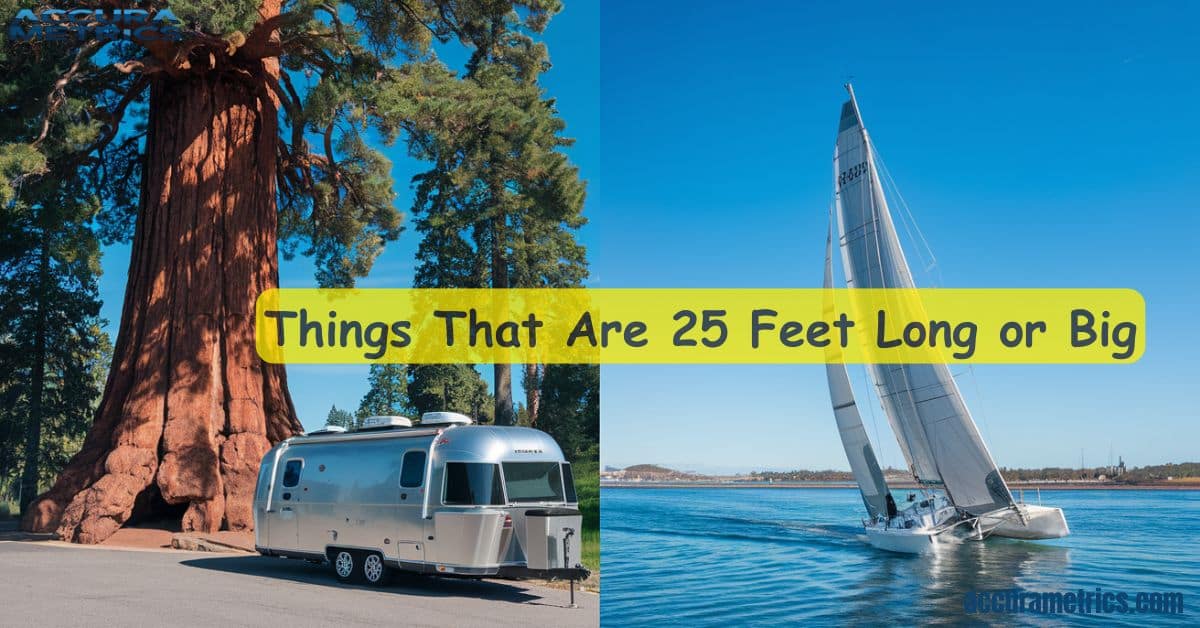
[[93, 2, 1199, 473], [595, 1, 1200, 473]]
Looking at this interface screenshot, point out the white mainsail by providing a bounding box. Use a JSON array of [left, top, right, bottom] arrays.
[[823, 218, 892, 521], [832, 85, 1014, 516]]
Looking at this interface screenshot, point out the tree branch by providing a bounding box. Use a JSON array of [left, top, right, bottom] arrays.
[[31, 41, 100, 146], [238, 12, 294, 60], [396, 1, 447, 43], [76, 76, 150, 160]]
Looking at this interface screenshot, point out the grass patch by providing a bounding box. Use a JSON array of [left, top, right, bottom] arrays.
[[573, 459, 599, 573]]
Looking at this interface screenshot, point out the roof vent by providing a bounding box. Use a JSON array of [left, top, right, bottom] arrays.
[[306, 425, 348, 436], [420, 411, 474, 427], [359, 415, 414, 430]]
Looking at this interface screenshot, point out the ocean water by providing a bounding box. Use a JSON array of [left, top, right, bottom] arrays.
[[601, 488, 1199, 626]]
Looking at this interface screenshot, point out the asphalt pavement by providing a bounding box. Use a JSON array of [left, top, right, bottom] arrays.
[[0, 540, 597, 627]]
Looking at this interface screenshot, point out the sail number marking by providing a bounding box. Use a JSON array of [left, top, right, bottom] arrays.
[[838, 161, 868, 188]]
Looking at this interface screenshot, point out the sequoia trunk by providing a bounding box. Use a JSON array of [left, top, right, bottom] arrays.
[[22, 67, 302, 543]]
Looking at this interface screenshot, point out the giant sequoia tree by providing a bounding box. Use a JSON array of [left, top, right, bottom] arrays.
[[5, 0, 567, 543]]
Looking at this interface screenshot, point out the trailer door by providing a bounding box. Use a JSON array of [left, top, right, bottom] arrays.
[[395, 449, 428, 562], [271, 458, 304, 550]]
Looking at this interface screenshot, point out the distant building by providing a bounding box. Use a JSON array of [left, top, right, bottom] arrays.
[[1106, 456, 1126, 478]]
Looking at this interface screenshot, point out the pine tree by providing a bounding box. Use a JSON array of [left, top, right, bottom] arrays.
[[324, 405, 356, 431], [535, 364, 598, 462], [3, 0, 571, 542], [408, 364, 493, 423], [0, 146, 110, 511], [356, 364, 414, 419], [405, 10, 588, 426]]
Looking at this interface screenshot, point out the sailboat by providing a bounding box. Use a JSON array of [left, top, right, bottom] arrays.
[[825, 84, 1069, 553]]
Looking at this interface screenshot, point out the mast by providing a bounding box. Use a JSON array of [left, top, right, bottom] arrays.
[[832, 84, 1015, 516]]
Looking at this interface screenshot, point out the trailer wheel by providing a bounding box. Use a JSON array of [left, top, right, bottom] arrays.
[[332, 549, 357, 583], [361, 552, 390, 586]]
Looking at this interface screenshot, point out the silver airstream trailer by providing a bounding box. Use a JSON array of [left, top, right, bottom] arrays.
[[252, 412, 588, 586]]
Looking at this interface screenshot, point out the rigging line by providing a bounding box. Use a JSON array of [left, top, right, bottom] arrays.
[[964, 364, 996, 455], [878, 159, 931, 278], [873, 142, 945, 292], [871, 141, 940, 277]]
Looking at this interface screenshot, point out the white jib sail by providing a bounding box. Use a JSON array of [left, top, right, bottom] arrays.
[[832, 85, 1014, 516], [824, 216, 892, 521]]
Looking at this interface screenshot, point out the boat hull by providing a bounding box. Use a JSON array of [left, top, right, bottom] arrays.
[[864, 525, 943, 554], [986, 504, 1070, 540], [862, 503, 1069, 553]]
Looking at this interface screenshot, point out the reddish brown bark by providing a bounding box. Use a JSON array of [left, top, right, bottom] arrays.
[[524, 363, 542, 425], [22, 35, 302, 542]]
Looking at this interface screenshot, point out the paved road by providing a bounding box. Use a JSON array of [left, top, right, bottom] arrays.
[[0, 541, 597, 627]]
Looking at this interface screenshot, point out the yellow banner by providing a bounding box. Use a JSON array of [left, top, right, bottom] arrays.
[[254, 288, 1144, 364]]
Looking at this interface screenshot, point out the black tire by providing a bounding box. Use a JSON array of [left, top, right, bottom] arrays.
[[360, 551, 391, 587], [331, 549, 358, 583]]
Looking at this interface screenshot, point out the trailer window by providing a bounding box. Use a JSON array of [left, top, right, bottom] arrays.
[[282, 459, 303, 488], [400, 450, 426, 488], [562, 463, 577, 503], [502, 462, 565, 503], [443, 463, 504, 505]]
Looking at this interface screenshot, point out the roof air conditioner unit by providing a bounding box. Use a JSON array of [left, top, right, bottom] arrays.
[[359, 416, 414, 430], [306, 425, 348, 436], [420, 411, 474, 427]]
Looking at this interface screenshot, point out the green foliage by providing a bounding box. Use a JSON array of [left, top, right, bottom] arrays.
[[166, 0, 261, 36], [536, 364, 598, 461], [573, 455, 598, 572], [2, 0, 575, 287], [324, 405, 357, 431], [0, 2, 123, 506], [0, 142, 45, 205], [1001, 462, 1200, 484], [408, 364, 493, 422], [349, 363, 495, 425], [0, 199, 111, 504], [402, 57, 588, 291], [356, 364, 415, 418], [270, 0, 572, 287]]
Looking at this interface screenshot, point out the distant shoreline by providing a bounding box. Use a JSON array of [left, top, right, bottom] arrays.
[[601, 481, 1200, 491]]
